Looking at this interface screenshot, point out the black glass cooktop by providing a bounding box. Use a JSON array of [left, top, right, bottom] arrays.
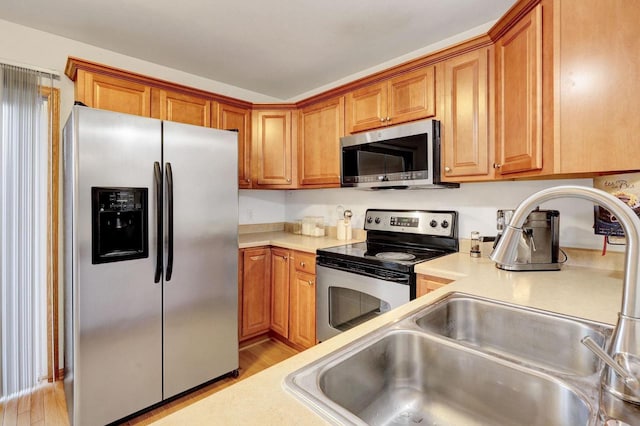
[[317, 241, 450, 272]]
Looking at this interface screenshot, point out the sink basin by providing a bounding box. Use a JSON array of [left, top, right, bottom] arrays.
[[415, 294, 613, 376], [287, 330, 593, 426], [285, 292, 614, 425], [326, 331, 591, 425]]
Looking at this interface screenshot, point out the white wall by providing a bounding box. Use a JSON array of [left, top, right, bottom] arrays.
[[239, 191, 286, 224], [240, 178, 612, 252]]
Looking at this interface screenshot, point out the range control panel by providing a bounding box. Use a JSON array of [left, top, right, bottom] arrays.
[[364, 209, 457, 238]]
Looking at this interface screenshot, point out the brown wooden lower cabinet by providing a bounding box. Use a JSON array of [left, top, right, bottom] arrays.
[[289, 269, 316, 349], [239, 247, 317, 349], [271, 249, 317, 350], [416, 274, 454, 297], [270, 247, 290, 337], [239, 247, 271, 340]]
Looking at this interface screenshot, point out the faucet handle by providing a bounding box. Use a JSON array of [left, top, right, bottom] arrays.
[[581, 336, 640, 391]]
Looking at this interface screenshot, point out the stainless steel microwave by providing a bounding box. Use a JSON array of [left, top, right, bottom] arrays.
[[340, 119, 458, 189]]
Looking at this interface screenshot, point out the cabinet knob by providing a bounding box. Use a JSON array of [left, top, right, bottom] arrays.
[[386, 117, 391, 122], [245, 178, 251, 183], [300, 261, 305, 267], [493, 163, 502, 169], [380, 117, 385, 123], [286, 178, 291, 182], [283, 256, 288, 260], [307, 280, 314, 286], [444, 166, 451, 172]]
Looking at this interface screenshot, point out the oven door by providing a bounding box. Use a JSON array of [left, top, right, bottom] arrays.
[[316, 265, 410, 342]]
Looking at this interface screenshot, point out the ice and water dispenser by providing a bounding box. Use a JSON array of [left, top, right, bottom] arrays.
[[91, 187, 148, 264]]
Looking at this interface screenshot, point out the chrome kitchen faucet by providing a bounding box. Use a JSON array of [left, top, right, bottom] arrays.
[[490, 185, 640, 408]]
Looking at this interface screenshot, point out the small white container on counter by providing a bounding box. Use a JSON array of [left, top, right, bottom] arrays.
[[337, 219, 352, 241], [337, 208, 353, 240], [302, 216, 325, 237]]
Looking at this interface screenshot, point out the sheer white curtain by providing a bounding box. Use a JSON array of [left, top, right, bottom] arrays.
[[0, 64, 53, 400]]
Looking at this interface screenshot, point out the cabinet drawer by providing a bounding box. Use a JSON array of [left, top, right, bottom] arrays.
[[293, 251, 316, 274]]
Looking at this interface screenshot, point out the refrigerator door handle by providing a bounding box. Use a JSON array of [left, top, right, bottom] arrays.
[[154, 161, 163, 283], [165, 162, 174, 281]]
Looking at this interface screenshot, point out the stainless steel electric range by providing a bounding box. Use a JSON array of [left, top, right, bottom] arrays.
[[316, 209, 458, 341]]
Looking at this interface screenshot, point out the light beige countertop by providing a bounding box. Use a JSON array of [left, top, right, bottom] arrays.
[[153, 252, 625, 425], [239, 231, 364, 253]]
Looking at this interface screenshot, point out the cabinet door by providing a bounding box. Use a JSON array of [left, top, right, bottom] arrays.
[[254, 110, 294, 186], [387, 67, 436, 126], [216, 103, 252, 188], [76, 70, 151, 117], [557, 0, 640, 174], [345, 82, 387, 134], [289, 270, 316, 349], [416, 274, 453, 298], [495, 4, 542, 175], [241, 247, 271, 339], [270, 248, 290, 337], [442, 48, 491, 179], [298, 97, 343, 187], [152, 89, 211, 127]]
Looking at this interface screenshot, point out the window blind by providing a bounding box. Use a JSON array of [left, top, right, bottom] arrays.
[[0, 63, 54, 400]]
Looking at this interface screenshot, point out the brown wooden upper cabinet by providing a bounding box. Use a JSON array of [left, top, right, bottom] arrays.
[[554, 0, 640, 174], [440, 47, 493, 181], [297, 97, 344, 187], [67, 0, 640, 186], [252, 108, 297, 188], [345, 67, 436, 134], [74, 70, 152, 117], [215, 103, 252, 188], [151, 89, 212, 127], [494, 4, 543, 176]]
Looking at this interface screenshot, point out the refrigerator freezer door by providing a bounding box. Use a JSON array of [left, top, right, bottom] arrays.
[[65, 107, 163, 425], [162, 121, 239, 398]]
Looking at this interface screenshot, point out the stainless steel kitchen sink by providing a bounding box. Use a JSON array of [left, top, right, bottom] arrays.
[[285, 292, 615, 425], [323, 330, 591, 425], [415, 293, 613, 376]]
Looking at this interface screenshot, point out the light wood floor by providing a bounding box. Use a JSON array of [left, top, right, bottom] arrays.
[[0, 338, 299, 426]]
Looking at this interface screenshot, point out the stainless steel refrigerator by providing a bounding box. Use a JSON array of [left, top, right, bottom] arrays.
[[63, 106, 239, 425]]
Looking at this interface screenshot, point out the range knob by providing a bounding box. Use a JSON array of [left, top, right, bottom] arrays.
[[375, 217, 381, 224], [366, 216, 373, 224], [429, 220, 438, 228], [441, 220, 449, 229]]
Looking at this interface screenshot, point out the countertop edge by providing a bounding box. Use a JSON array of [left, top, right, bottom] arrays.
[[153, 252, 625, 425]]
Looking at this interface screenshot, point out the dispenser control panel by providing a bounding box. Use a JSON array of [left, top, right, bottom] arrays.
[[91, 187, 148, 264], [97, 190, 144, 212]]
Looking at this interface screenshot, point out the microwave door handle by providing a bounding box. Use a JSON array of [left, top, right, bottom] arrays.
[[165, 162, 174, 281], [154, 161, 163, 283]]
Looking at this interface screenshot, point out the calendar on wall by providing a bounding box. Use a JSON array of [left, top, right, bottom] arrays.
[[593, 172, 640, 238]]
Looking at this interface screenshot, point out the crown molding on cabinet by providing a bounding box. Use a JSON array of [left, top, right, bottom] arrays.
[[65, 56, 253, 110]]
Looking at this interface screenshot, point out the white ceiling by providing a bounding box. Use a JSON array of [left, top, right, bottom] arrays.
[[0, 0, 516, 100]]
